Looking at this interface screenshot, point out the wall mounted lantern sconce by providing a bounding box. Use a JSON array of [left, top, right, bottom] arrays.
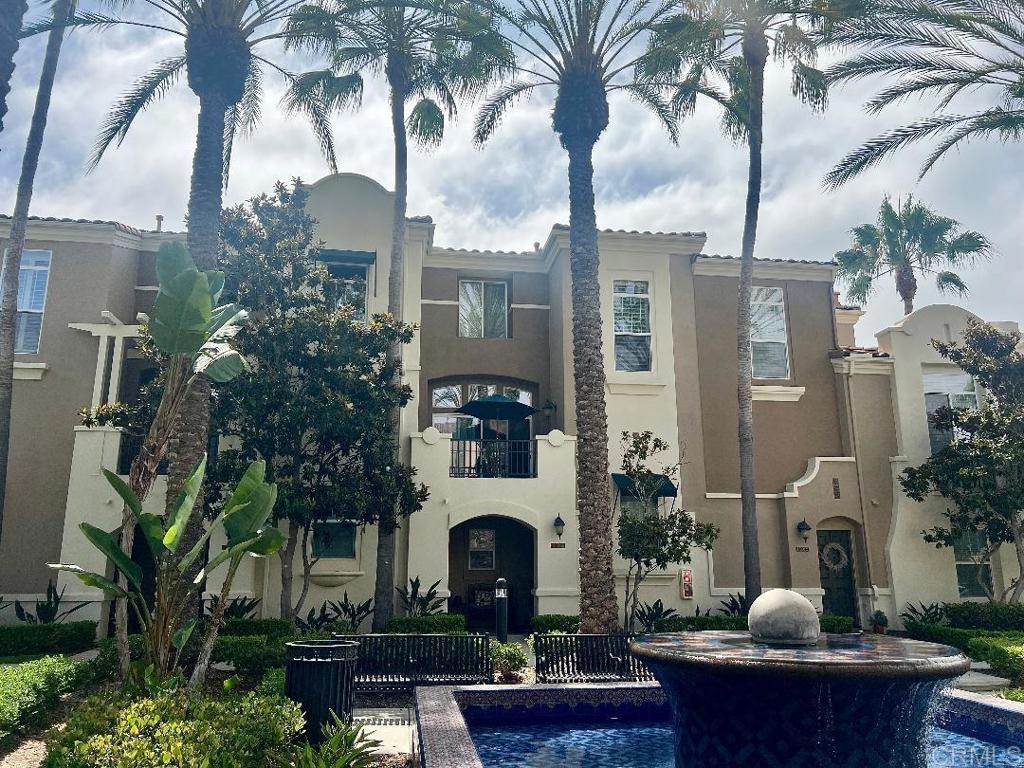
[[796, 519, 812, 542], [541, 400, 558, 419], [553, 514, 566, 539]]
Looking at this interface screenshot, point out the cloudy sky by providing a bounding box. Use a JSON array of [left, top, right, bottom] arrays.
[[2, 16, 1022, 346]]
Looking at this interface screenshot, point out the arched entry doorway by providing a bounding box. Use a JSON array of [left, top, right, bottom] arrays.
[[448, 515, 535, 632]]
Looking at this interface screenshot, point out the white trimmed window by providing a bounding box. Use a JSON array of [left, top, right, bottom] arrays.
[[750, 286, 789, 379], [6, 250, 52, 354], [459, 280, 507, 338], [326, 263, 368, 322], [953, 530, 992, 599], [923, 370, 978, 455], [613, 279, 651, 372]]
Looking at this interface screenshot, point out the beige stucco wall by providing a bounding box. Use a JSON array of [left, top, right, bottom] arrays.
[[0, 232, 143, 602], [877, 305, 1022, 626]]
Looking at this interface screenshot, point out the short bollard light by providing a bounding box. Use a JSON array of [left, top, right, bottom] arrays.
[[495, 577, 509, 642]]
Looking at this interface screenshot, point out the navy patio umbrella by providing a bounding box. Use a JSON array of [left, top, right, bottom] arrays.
[[456, 394, 539, 422]]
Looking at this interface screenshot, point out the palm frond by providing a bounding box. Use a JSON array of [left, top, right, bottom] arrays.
[[280, 68, 344, 173], [616, 81, 677, 142], [224, 58, 264, 187], [473, 80, 538, 144], [89, 56, 186, 171], [935, 270, 969, 296], [407, 98, 445, 146]]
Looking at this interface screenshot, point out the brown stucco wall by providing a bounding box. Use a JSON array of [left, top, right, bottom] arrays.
[[694, 275, 844, 493], [418, 267, 552, 432], [0, 236, 140, 593]]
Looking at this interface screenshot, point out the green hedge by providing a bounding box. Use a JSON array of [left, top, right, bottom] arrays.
[[944, 602, 1024, 631], [0, 655, 86, 745], [385, 613, 466, 634], [904, 621, 1024, 652], [221, 618, 293, 639], [532, 614, 580, 633], [258, 668, 286, 697], [44, 691, 303, 768], [0, 621, 96, 657], [654, 615, 748, 632], [819, 613, 855, 634], [211, 632, 333, 677], [968, 636, 1024, 682]]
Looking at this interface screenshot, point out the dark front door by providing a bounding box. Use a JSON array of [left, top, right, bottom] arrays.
[[817, 530, 857, 620]]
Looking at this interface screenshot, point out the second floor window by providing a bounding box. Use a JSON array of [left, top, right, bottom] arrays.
[[459, 280, 507, 338], [751, 286, 789, 379], [613, 279, 651, 372], [326, 263, 368, 322], [953, 529, 992, 598], [8, 250, 51, 354], [924, 371, 978, 454]]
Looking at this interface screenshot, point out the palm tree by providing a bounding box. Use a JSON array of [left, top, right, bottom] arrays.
[[835, 196, 991, 315], [0, 0, 72, 548], [825, 0, 1024, 188], [286, 0, 508, 631], [36, 0, 337, 649], [0, 0, 29, 139], [473, 0, 680, 633], [648, 0, 858, 602]]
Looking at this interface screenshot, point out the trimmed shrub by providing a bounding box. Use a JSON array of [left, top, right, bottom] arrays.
[[0, 621, 96, 657], [654, 615, 748, 632], [819, 613, 855, 634], [968, 636, 1024, 682], [944, 602, 1024, 631], [212, 632, 332, 677], [1000, 688, 1024, 704], [385, 613, 466, 634], [490, 640, 528, 682], [0, 655, 85, 744], [532, 614, 580, 633], [903, 621, 1024, 652], [44, 691, 303, 768], [222, 618, 293, 639], [258, 667, 285, 697]]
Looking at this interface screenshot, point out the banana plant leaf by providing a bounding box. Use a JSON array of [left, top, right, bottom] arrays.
[[194, 342, 248, 383], [195, 526, 284, 585], [80, 522, 142, 591], [162, 456, 207, 553], [150, 268, 214, 356], [48, 564, 127, 598], [102, 469, 142, 518]]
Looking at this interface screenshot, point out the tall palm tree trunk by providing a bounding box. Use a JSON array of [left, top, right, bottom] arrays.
[[372, 84, 407, 632], [566, 138, 618, 633], [895, 266, 917, 315], [114, 92, 227, 675], [0, 0, 29, 141], [737, 32, 768, 603], [0, 0, 70, 546]]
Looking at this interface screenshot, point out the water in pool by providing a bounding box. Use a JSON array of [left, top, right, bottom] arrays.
[[469, 723, 1024, 767]]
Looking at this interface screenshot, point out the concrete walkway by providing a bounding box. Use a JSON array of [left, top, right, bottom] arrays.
[[353, 707, 415, 755]]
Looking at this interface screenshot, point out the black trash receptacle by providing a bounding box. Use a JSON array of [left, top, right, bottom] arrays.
[[285, 639, 359, 744]]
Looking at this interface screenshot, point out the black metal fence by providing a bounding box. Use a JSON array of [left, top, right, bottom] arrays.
[[340, 633, 493, 693], [450, 439, 537, 478], [534, 633, 655, 684]]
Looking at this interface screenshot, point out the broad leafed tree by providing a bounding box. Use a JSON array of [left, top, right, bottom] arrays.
[[826, 0, 1024, 187], [473, 0, 681, 632]]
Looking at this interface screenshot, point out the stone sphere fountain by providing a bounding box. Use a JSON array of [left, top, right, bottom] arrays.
[[630, 589, 970, 768]]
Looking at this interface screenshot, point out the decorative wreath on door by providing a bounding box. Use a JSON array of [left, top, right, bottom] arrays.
[[819, 542, 850, 573]]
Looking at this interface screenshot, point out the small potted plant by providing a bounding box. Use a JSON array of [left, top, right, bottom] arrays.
[[871, 610, 889, 635]]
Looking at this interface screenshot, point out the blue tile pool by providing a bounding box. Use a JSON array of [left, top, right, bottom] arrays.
[[469, 722, 1024, 767]]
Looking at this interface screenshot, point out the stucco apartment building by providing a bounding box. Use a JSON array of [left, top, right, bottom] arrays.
[[0, 172, 1017, 631]]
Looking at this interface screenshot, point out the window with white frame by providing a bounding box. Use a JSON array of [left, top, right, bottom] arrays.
[[325, 263, 368, 322], [613, 279, 651, 372], [953, 529, 992, 599], [923, 370, 979, 455], [6, 250, 52, 354], [430, 380, 534, 436], [750, 286, 789, 379], [459, 280, 507, 338]]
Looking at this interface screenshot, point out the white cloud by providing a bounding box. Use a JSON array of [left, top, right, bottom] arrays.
[[1, 24, 1021, 346]]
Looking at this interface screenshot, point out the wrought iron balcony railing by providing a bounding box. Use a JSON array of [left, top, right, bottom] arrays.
[[449, 439, 537, 478]]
